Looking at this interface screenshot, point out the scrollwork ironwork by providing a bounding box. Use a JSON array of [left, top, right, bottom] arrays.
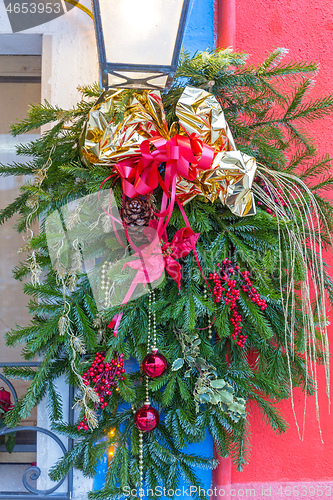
[[0, 364, 73, 499], [0, 425, 68, 495]]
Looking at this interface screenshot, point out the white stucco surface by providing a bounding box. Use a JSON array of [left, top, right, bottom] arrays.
[[0, 0, 99, 108]]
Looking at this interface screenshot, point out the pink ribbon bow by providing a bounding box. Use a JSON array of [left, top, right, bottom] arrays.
[[114, 134, 214, 237], [115, 134, 214, 198]]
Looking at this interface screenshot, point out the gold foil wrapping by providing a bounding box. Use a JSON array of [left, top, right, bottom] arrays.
[[81, 86, 257, 217], [82, 89, 169, 166], [175, 86, 236, 152], [208, 151, 257, 216]]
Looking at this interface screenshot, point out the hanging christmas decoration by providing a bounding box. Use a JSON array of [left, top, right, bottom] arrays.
[[135, 289, 162, 433], [2, 48, 333, 500], [81, 85, 257, 224], [141, 289, 167, 379]]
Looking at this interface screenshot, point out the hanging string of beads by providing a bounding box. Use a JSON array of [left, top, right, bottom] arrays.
[[203, 288, 213, 340], [138, 430, 144, 498], [141, 289, 167, 379], [134, 289, 161, 432], [133, 288, 167, 497], [101, 261, 114, 308]]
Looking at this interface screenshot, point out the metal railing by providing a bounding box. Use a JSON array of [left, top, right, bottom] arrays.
[[0, 362, 73, 499]]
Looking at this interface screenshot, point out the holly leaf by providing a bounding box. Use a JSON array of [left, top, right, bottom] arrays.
[[210, 379, 227, 389], [196, 393, 211, 403], [171, 358, 184, 371], [210, 393, 222, 405], [228, 402, 246, 415], [197, 358, 214, 371], [196, 386, 213, 395], [218, 390, 234, 404], [186, 355, 195, 365]]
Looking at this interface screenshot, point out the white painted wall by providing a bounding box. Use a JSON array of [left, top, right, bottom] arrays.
[[0, 2, 98, 497]]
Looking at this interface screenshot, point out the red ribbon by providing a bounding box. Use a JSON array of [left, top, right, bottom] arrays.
[[176, 200, 217, 330], [103, 135, 215, 332]]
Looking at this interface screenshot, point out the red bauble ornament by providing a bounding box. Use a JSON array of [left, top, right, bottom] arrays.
[[134, 405, 159, 432], [142, 350, 167, 378]]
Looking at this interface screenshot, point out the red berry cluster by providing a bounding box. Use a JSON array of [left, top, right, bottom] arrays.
[[257, 183, 289, 216], [77, 415, 89, 431], [241, 270, 267, 311], [78, 351, 125, 431], [209, 259, 268, 348]]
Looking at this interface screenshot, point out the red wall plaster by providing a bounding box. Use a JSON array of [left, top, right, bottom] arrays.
[[229, 0, 333, 485], [235, 0, 333, 159]]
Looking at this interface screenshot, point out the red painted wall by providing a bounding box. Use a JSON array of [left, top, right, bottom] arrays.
[[226, 0, 333, 485], [236, 0, 333, 158]]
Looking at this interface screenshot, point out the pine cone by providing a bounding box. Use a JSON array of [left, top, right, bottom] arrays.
[[123, 197, 154, 227], [122, 197, 156, 244]]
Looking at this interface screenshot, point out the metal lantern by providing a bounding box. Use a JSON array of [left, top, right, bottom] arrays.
[[91, 0, 191, 89]]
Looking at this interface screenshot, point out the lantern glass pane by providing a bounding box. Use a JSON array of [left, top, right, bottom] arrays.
[[99, 0, 184, 66]]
